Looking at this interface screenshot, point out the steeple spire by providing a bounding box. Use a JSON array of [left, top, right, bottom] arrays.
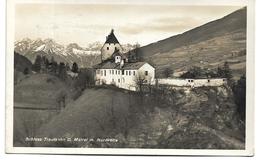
[[105, 29, 119, 44]]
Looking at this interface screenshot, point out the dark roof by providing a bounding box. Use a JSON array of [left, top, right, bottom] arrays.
[[123, 62, 147, 70], [112, 49, 128, 59], [105, 29, 120, 44], [93, 61, 148, 70]]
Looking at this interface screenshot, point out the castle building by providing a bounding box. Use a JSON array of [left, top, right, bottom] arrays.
[[100, 29, 123, 61], [94, 30, 155, 91]]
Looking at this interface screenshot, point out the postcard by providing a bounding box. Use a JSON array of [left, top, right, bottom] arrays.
[[6, 0, 255, 156]]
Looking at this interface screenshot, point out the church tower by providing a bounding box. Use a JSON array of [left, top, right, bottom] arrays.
[[101, 29, 122, 62]]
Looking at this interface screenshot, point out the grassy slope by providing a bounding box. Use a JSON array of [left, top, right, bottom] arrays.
[[36, 88, 132, 140], [14, 74, 68, 108], [14, 74, 71, 146], [34, 86, 244, 149], [138, 8, 246, 79]]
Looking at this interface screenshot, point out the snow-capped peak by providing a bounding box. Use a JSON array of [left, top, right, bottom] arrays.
[[35, 44, 46, 51]]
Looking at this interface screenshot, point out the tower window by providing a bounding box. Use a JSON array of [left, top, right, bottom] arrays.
[[145, 71, 148, 76], [107, 47, 109, 50]]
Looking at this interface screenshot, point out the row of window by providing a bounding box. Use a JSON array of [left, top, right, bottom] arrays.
[[97, 69, 148, 77], [112, 78, 125, 83], [106, 46, 118, 51]]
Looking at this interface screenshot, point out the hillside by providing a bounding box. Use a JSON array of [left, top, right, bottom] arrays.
[[14, 74, 69, 108], [14, 51, 33, 85], [137, 7, 246, 79], [13, 73, 73, 146], [14, 51, 32, 72], [30, 86, 244, 149]]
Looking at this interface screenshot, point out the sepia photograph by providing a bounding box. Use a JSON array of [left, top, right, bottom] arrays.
[[5, 0, 255, 155]]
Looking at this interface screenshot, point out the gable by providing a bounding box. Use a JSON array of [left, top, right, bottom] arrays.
[[138, 63, 155, 71]]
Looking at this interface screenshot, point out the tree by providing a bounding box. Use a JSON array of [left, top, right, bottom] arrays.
[[41, 56, 48, 73], [23, 67, 29, 75], [232, 74, 246, 121], [44, 57, 50, 69], [180, 66, 202, 79], [132, 42, 144, 62], [74, 70, 87, 90], [33, 55, 42, 73], [50, 61, 58, 75], [217, 66, 224, 77], [49, 57, 58, 75], [58, 62, 67, 81], [65, 63, 70, 71], [217, 62, 233, 85], [223, 62, 233, 80], [71, 62, 79, 73], [57, 90, 67, 109], [163, 67, 174, 78], [134, 73, 147, 93]]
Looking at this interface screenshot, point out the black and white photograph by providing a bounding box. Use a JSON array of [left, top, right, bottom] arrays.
[[5, 0, 255, 156]]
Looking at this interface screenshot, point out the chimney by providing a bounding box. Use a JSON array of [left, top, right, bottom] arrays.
[[120, 59, 124, 68]]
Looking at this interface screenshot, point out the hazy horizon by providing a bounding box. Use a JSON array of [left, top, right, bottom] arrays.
[[15, 4, 242, 47]]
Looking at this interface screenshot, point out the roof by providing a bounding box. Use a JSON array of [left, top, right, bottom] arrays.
[[123, 62, 147, 70], [112, 49, 128, 59], [105, 29, 120, 44], [93, 61, 148, 70]]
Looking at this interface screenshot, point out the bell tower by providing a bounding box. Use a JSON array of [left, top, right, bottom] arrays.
[[101, 29, 122, 62]]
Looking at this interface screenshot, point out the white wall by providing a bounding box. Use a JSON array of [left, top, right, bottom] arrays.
[[95, 63, 155, 91], [157, 78, 227, 87]]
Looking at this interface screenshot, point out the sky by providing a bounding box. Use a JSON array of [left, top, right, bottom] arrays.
[[15, 4, 242, 47]]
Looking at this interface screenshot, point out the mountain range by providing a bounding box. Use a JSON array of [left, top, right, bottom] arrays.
[[15, 38, 136, 68]]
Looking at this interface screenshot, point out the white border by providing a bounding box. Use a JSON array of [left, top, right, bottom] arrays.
[[5, 0, 255, 156]]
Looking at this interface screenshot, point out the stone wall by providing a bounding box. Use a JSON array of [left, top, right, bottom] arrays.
[[157, 78, 227, 88]]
